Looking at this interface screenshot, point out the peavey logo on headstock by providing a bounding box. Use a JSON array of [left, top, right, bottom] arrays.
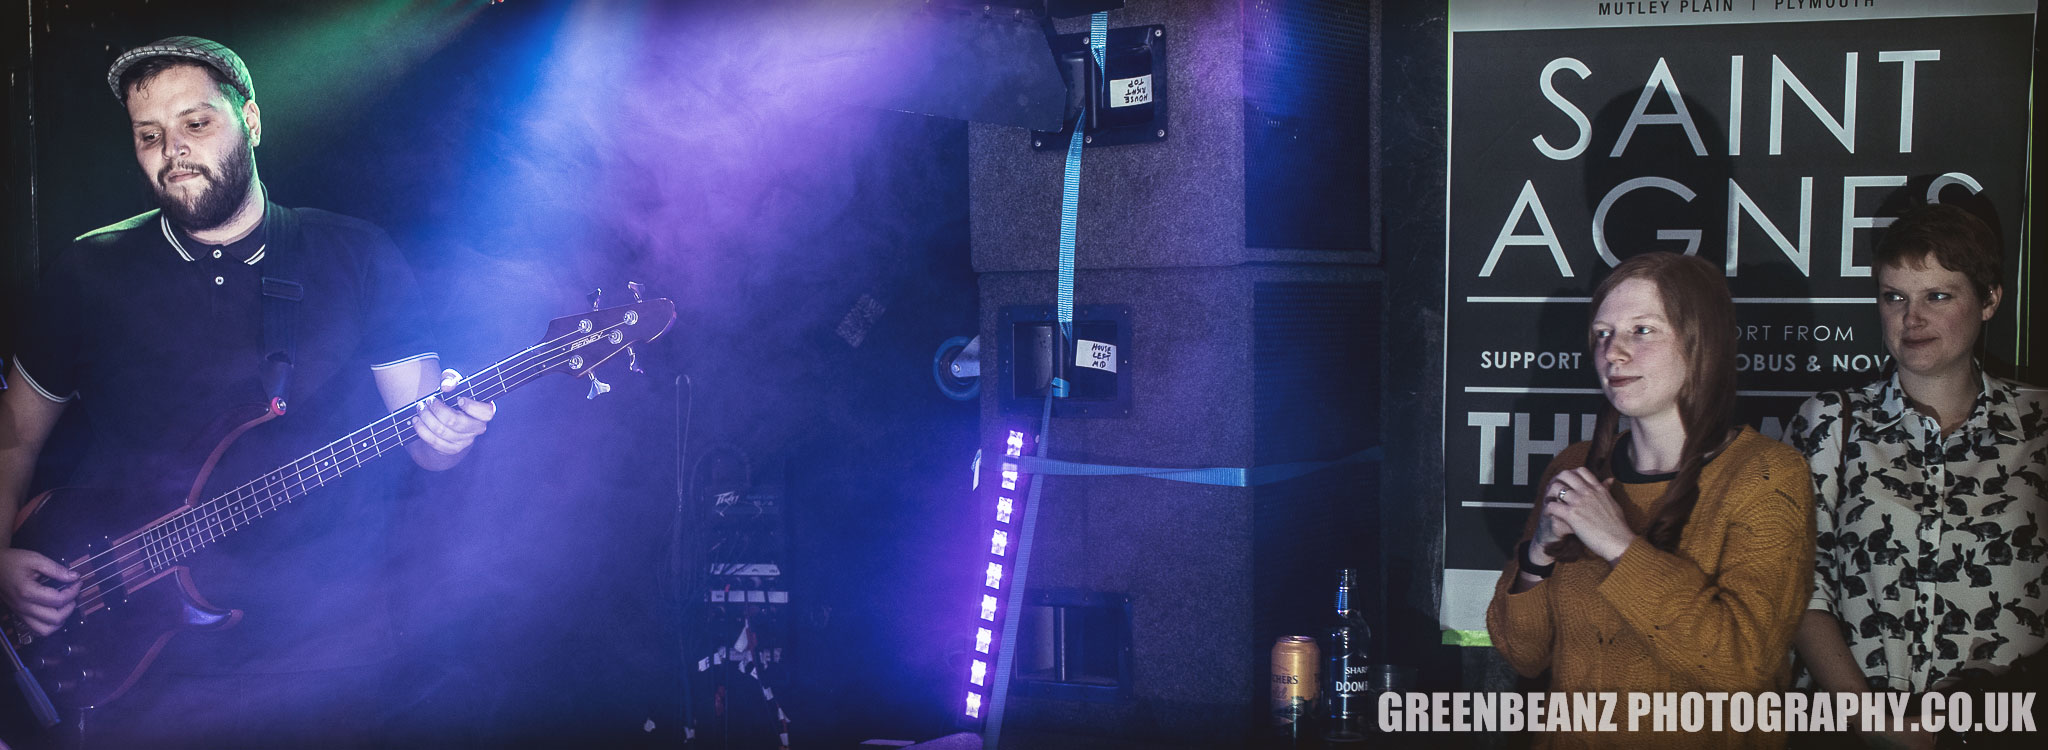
[[569, 327, 622, 352]]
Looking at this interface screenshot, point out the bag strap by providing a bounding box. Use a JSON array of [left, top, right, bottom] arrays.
[[258, 201, 304, 410]]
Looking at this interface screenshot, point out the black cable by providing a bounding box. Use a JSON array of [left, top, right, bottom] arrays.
[[671, 374, 694, 746]]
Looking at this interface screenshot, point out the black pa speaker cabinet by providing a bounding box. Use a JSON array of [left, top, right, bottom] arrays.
[[968, 1, 1379, 744], [974, 269, 1379, 746]]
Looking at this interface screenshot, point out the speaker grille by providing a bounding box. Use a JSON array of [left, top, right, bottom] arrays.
[[1244, 0, 1374, 253], [1252, 280, 1382, 691]]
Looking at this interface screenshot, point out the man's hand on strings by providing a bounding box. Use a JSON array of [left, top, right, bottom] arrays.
[[411, 368, 495, 457], [0, 548, 79, 636]]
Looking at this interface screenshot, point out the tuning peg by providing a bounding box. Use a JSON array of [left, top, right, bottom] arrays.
[[627, 281, 645, 302], [587, 288, 604, 310], [587, 373, 612, 400], [626, 345, 644, 374]]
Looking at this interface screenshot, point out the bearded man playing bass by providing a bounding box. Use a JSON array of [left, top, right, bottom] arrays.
[[0, 36, 493, 747]]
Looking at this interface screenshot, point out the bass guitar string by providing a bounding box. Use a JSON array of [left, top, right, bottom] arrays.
[[61, 330, 537, 580], [172, 317, 632, 535], [63, 322, 602, 611], [64, 319, 607, 591], [59, 318, 635, 612]]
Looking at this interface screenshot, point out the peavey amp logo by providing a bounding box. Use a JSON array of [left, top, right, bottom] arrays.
[[572, 329, 625, 351]]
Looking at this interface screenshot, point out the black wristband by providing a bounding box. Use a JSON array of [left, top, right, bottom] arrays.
[[1519, 541, 1555, 578]]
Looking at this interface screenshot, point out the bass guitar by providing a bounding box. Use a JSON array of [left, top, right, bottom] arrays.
[[0, 294, 674, 731]]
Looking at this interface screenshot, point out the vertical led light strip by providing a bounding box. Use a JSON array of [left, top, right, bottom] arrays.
[[969, 11, 1107, 742], [961, 427, 1035, 727]]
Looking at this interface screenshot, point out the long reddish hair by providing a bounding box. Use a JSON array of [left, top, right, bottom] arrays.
[[1546, 252, 1737, 560]]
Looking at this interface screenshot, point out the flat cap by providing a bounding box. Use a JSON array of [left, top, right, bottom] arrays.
[[107, 36, 254, 104]]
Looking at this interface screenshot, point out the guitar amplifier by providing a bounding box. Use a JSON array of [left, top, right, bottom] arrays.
[[685, 462, 794, 749]]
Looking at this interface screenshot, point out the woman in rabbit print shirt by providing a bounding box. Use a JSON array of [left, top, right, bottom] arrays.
[[1789, 203, 2048, 749]]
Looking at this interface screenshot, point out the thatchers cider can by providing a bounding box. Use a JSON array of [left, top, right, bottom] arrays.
[[1270, 635, 1319, 731]]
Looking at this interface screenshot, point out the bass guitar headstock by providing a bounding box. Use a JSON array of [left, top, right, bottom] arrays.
[[536, 282, 676, 398]]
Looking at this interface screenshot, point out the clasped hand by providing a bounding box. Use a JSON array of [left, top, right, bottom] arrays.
[[1536, 467, 1638, 565]]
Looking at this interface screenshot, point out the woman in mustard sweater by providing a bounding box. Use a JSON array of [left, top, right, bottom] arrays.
[[1487, 252, 1817, 749]]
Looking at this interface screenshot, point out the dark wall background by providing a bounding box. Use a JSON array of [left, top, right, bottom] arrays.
[[1373, 0, 1477, 702]]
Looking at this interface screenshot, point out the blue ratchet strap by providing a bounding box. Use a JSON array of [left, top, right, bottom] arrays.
[[1048, 102, 1080, 404], [1056, 13, 1106, 345], [1046, 15, 1103, 399], [1013, 446, 1384, 487], [1055, 110, 1080, 348], [986, 13, 1108, 748]]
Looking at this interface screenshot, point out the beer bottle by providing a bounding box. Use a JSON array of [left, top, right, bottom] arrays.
[[1324, 569, 1369, 743]]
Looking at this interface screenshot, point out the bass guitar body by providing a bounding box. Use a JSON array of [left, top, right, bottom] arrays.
[[0, 294, 673, 741], [5, 401, 278, 713]]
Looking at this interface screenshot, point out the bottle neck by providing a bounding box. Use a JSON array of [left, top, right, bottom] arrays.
[[1335, 569, 1358, 616]]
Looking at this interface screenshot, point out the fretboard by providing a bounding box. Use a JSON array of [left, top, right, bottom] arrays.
[[132, 344, 543, 573]]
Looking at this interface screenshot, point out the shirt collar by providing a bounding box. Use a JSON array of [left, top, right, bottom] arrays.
[[1866, 365, 2021, 440], [162, 216, 268, 265], [157, 183, 270, 265], [1611, 435, 1678, 484]]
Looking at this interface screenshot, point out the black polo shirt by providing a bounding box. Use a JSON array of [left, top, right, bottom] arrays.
[[16, 199, 434, 674]]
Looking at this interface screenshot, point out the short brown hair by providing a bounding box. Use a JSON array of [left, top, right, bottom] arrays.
[[118, 57, 249, 118], [1875, 203, 2003, 300]]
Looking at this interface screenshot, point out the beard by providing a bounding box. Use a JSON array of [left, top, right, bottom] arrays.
[[152, 133, 256, 232]]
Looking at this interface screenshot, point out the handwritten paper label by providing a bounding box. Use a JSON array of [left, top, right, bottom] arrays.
[[1110, 75, 1152, 108], [1076, 340, 1118, 373]]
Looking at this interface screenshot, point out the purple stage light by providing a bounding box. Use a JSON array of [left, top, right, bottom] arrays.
[[960, 427, 1039, 728]]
